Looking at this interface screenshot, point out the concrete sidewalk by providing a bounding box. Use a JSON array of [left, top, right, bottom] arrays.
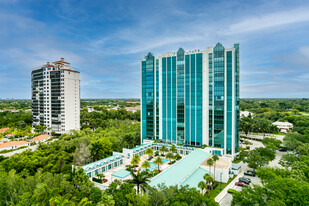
[[214, 170, 244, 203]]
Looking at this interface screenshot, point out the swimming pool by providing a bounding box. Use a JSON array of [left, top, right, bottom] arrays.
[[149, 158, 169, 171]]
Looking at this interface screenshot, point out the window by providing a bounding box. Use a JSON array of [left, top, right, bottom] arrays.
[[108, 164, 112, 170], [95, 170, 98, 175], [87, 172, 91, 178], [114, 162, 117, 167], [102, 167, 105, 172]]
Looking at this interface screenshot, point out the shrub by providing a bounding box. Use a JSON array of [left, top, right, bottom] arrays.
[[175, 154, 182, 160], [212, 182, 219, 190], [228, 189, 238, 194], [155, 151, 159, 156], [92, 177, 103, 183], [168, 160, 176, 165]]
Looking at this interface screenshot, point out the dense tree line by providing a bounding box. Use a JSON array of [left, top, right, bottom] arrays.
[[81, 108, 140, 130], [0, 100, 32, 110], [232, 132, 309, 205], [240, 99, 309, 113], [240, 99, 309, 135], [0, 111, 32, 129], [0, 121, 215, 205], [240, 117, 278, 135], [0, 120, 140, 175], [81, 99, 140, 109]]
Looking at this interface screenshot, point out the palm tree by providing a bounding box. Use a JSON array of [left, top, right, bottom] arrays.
[[49, 194, 74, 206], [153, 156, 164, 171], [198, 181, 207, 194], [131, 154, 141, 166], [127, 170, 150, 193], [159, 145, 168, 156], [90, 141, 103, 161], [212, 155, 219, 182], [126, 164, 135, 172], [141, 161, 151, 171], [77, 198, 92, 206], [207, 158, 214, 174], [145, 148, 154, 159], [36, 185, 59, 206], [203, 173, 214, 198], [169, 145, 178, 153], [166, 152, 174, 163], [97, 173, 105, 181]]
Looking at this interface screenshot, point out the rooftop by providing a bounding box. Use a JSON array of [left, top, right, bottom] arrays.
[[30, 134, 52, 141], [112, 169, 131, 179], [180, 167, 211, 188], [0, 127, 10, 134], [82, 154, 124, 171], [232, 163, 241, 170], [201, 156, 231, 170], [273, 121, 293, 126], [0, 141, 29, 149], [149, 149, 210, 187]]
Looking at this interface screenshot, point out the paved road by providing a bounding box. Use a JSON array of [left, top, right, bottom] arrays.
[[1, 139, 58, 157], [241, 133, 285, 141], [1, 145, 38, 157]]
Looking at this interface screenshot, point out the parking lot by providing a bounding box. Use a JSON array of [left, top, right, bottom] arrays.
[[219, 173, 261, 206], [218, 138, 283, 206]]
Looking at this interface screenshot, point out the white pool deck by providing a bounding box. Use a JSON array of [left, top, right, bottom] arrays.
[[95, 153, 184, 188]]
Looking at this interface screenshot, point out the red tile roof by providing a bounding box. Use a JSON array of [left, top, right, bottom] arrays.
[[30, 134, 52, 141], [42, 64, 55, 68], [0, 128, 10, 134], [60, 69, 80, 73], [53, 60, 70, 64], [0, 141, 29, 149]]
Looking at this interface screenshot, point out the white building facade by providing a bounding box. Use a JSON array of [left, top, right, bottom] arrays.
[[272, 121, 293, 133], [31, 58, 80, 133]]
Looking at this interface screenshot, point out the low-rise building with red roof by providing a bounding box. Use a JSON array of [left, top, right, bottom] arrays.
[[0, 141, 30, 151], [30, 134, 52, 143]]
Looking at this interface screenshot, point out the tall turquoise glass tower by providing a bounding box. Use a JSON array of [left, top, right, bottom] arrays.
[[141, 43, 239, 155]]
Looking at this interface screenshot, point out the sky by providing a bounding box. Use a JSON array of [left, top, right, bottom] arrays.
[[0, 0, 309, 99]]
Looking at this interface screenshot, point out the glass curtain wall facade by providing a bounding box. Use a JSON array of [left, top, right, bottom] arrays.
[[141, 43, 239, 155]]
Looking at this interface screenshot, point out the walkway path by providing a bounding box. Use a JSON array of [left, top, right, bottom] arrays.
[[2, 145, 38, 157], [1, 139, 58, 157], [215, 161, 246, 203]]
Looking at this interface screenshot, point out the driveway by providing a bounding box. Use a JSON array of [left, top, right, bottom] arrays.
[[1, 144, 38, 157], [218, 138, 283, 205]]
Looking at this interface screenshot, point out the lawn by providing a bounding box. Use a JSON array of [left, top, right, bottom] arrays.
[[206, 176, 236, 200], [232, 159, 242, 164]]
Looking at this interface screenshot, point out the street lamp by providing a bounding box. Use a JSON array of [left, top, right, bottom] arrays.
[[220, 171, 223, 190]]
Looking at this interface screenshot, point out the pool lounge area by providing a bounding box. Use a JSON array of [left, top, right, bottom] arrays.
[[80, 140, 229, 190], [149, 158, 168, 171], [149, 149, 211, 189]]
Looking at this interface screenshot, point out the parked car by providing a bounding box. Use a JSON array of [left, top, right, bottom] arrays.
[[235, 182, 248, 187], [239, 177, 251, 184], [244, 171, 256, 177], [279, 147, 287, 152]]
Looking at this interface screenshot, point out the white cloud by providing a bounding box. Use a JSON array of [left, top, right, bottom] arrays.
[[225, 8, 309, 34]]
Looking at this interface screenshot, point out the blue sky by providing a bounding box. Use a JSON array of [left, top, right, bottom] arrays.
[[0, 0, 309, 99]]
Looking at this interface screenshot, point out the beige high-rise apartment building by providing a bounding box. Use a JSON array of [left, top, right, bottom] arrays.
[[31, 58, 80, 133]]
